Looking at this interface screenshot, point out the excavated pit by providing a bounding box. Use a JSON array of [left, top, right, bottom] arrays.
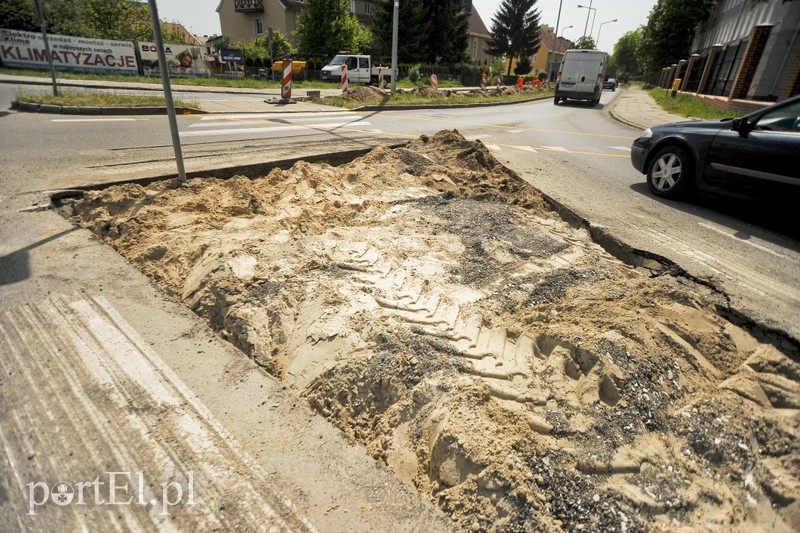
[[68, 131, 799, 532]]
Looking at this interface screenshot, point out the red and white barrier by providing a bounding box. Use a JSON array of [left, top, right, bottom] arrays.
[[496, 77, 502, 89], [431, 74, 438, 90], [281, 60, 292, 100], [378, 67, 385, 89], [341, 65, 348, 94], [480, 72, 487, 89]]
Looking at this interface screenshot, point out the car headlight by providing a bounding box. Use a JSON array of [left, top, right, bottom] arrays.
[[641, 128, 653, 138]]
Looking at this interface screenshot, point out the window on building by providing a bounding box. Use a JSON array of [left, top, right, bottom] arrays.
[[254, 18, 264, 36], [364, 2, 373, 15], [350, 1, 356, 13]]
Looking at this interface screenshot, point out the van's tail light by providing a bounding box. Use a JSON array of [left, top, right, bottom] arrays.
[[597, 74, 603, 85]]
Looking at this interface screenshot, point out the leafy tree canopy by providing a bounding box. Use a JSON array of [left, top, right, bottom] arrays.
[[641, 0, 717, 72], [0, 0, 200, 43], [295, 0, 371, 59], [371, 0, 429, 63], [572, 35, 596, 50], [609, 28, 644, 78], [427, 0, 471, 64]]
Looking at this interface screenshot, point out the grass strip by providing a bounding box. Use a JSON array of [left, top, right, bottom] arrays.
[[1, 68, 462, 90], [648, 87, 740, 120], [16, 91, 195, 109], [322, 89, 554, 109]]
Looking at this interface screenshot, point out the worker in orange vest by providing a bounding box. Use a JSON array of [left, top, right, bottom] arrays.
[[516, 76, 524, 89]]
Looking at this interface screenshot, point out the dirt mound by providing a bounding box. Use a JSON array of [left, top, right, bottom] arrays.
[[70, 131, 800, 532], [341, 86, 387, 103], [411, 86, 444, 98]]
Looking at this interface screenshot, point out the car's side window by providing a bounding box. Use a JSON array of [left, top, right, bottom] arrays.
[[753, 101, 800, 133]]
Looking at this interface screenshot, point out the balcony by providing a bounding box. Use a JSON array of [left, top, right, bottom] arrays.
[[235, 0, 264, 13]]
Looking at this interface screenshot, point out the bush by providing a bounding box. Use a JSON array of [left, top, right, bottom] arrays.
[[408, 64, 421, 84]]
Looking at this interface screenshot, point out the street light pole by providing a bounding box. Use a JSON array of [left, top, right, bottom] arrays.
[[548, 0, 564, 84], [579, 0, 593, 38], [33, 0, 58, 96], [391, 0, 398, 94], [596, 19, 618, 50], [147, 0, 186, 185]]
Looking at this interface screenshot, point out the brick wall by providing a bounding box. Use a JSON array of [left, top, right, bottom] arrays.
[[729, 24, 773, 100]]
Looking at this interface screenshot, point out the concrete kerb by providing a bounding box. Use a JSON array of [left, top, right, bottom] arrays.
[[11, 101, 205, 115], [606, 90, 649, 131], [351, 93, 553, 112]]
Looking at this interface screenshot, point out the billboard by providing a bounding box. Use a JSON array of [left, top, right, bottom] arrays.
[[0, 29, 138, 75], [138, 42, 221, 77]]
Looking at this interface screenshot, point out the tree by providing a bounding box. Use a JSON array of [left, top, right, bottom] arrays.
[[641, 0, 717, 73], [610, 28, 644, 78], [1, 0, 200, 43], [371, 0, 429, 63], [80, 0, 153, 41], [0, 0, 38, 32], [295, 0, 371, 59], [236, 31, 294, 66], [572, 36, 596, 50], [427, 0, 471, 64], [487, 0, 541, 75]]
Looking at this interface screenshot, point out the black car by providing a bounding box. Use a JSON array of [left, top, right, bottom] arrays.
[[631, 94, 800, 201], [603, 78, 617, 91]]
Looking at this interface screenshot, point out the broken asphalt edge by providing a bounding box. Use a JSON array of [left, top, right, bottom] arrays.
[[47, 143, 800, 353]]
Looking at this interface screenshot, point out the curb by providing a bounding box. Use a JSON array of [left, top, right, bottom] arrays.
[[11, 100, 204, 115], [351, 94, 553, 112], [605, 88, 648, 131]]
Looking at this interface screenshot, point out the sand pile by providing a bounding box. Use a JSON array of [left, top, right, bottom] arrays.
[[340, 86, 387, 103], [69, 131, 799, 532], [410, 86, 445, 98]]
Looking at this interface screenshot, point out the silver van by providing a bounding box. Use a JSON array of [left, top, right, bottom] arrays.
[[554, 50, 607, 106]]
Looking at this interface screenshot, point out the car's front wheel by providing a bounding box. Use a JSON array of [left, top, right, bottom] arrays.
[[646, 145, 694, 199]]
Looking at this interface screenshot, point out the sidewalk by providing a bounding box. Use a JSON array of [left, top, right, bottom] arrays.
[[607, 84, 689, 130]]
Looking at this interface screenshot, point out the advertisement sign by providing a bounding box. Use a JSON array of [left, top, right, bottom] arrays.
[[0, 29, 138, 75], [219, 49, 243, 64], [138, 42, 220, 77]]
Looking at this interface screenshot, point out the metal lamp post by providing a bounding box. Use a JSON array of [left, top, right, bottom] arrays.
[[596, 19, 618, 50], [577, 1, 593, 38], [548, 0, 564, 83], [577, 4, 597, 41], [559, 25, 573, 43]]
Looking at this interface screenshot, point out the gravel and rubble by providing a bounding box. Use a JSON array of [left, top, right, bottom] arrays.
[[67, 130, 799, 531]]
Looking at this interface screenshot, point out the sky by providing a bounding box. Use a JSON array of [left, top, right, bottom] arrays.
[[472, 0, 658, 53], [153, 0, 657, 53]]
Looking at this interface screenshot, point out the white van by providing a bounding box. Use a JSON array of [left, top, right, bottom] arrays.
[[554, 49, 607, 106]]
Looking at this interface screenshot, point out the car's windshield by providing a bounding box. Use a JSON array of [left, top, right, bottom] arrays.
[[328, 55, 347, 66]]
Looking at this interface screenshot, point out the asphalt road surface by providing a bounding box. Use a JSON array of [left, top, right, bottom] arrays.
[[1, 83, 797, 342]]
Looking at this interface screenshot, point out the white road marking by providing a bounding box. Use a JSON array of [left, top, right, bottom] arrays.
[[610, 146, 631, 151], [697, 222, 792, 261], [510, 145, 538, 153], [465, 135, 491, 140], [485, 144, 502, 151], [52, 118, 141, 122], [180, 121, 371, 137], [541, 146, 568, 151], [189, 115, 365, 128], [507, 129, 525, 133], [199, 112, 360, 120]]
